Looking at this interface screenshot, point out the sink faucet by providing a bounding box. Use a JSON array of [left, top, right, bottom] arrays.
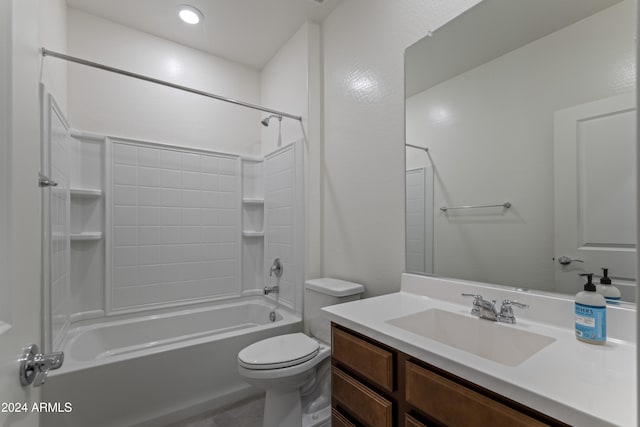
[[462, 293, 499, 321], [462, 294, 528, 323]]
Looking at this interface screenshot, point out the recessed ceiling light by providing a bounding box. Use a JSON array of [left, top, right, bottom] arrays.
[[177, 5, 203, 25]]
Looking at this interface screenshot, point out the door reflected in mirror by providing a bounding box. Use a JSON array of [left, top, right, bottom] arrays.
[[404, 0, 637, 302]]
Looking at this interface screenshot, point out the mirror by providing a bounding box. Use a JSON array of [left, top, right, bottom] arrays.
[[405, 0, 637, 302]]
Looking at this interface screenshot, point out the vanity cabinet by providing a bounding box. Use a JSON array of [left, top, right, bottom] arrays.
[[331, 324, 568, 427]]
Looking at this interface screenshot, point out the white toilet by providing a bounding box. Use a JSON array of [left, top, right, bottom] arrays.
[[238, 278, 364, 427]]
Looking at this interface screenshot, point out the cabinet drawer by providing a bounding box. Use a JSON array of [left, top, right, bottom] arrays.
[[405, 413, 429, 427], [332, 367, 393, 427], [332, 408, 357, 427], [332, 326, 394, 391], [405, 361, 547, 427]]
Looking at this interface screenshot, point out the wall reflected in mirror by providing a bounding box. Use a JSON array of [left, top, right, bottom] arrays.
[[405, 0, 637, 302]]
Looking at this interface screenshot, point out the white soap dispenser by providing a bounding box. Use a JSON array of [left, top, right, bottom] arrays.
[[595, 268, 621, 305], [575, 273, 606, 345]]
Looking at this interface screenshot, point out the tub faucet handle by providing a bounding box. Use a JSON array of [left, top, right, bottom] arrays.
[[269, 258, 283, 278]]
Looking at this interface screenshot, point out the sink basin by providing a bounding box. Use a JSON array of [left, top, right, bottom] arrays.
[[386, 309, 556, 366]]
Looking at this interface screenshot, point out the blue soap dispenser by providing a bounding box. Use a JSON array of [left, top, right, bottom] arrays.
[[575, 273, 606, 345]]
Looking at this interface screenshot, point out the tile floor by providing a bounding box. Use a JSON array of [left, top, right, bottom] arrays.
[[166, 395, 265, 427]]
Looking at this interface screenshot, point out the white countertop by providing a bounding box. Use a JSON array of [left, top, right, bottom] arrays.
[[322, 274, 637, 427]]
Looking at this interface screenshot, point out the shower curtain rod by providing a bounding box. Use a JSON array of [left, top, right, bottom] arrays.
[[406, 143, 429, 152], [41, 48, 303, 122]]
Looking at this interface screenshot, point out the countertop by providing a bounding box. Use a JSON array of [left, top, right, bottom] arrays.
[[322, 274, 636, 427]]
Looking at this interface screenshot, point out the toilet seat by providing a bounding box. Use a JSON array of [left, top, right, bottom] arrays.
[[238, 333, 320, 370]]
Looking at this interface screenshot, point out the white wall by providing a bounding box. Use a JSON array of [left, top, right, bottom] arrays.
[[1, 0, 66, 425], [637, 3, 640, 420], [321, 0, 481, 297], [67, 9, 261, 155], [40, 0, 67, 112], [261, 24, 310, 155], [260, 22, 322, 280], [0, 0, 12, 330], [406, 1, 636, 291]]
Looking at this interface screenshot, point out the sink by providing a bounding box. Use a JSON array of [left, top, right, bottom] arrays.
[[386, 309, 556, 366]]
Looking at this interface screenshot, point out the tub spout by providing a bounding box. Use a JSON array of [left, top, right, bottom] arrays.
[[264, 286, 279, 295]]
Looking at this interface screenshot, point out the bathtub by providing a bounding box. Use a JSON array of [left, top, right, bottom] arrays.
[[42, 297, 301, 427]]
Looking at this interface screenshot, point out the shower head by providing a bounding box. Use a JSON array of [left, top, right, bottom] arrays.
[[261, 115, 282, 127]]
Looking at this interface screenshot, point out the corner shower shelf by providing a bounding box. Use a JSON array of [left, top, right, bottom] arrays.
[[242, 231, 264, 237], [70, 232, 103, 241], [242, 198, 264, 205], [70, 188, 103, 198]]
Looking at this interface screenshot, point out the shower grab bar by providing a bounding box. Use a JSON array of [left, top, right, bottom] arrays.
[[41, 48, 303, 122], [440, 202, 511, 212]]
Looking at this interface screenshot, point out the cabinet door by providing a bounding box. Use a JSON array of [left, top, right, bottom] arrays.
[[405, 361, 547, 427]]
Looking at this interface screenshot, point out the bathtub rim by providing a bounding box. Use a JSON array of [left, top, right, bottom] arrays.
[[53, 296, 301, 375]]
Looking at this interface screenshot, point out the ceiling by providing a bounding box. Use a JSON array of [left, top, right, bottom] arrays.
[[405, 0, 622, 97], [66, 0, 343, 70]]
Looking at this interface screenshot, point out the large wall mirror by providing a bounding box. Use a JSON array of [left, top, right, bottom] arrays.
[[405, 0, 637, 302]]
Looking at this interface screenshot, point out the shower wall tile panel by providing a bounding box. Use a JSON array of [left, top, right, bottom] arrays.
[[241, 160, 265, 293], [406, 168, 426, 273], [110, 140, 241, 311], [50, 103, 71, 351], [264, 144, 298, 311]]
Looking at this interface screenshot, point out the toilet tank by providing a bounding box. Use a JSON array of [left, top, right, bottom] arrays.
[[304, 278, 365, 344]]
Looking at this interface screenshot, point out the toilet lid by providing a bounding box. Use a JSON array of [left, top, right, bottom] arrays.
[[238, 333, 320, 370]]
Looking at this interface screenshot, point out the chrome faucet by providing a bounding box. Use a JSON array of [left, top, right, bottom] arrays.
[[264, 258, 282, 295], [462, 293, 499, 321], [264, 285, 279, 295], [462, 294, 528, 323], [497, 299, 529, 324]]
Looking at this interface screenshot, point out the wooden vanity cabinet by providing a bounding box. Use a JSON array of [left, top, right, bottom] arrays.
[[331, 323, 568, 427]]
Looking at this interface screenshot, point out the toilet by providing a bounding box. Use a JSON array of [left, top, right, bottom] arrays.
[[238, 278, 365, 427]]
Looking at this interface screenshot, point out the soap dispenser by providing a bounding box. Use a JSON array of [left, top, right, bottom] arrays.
[[575, 273, 606, 345], [595, 268, 621, 304]]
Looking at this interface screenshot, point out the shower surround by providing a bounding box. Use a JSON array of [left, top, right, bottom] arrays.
[[41, 92, 305, 426]]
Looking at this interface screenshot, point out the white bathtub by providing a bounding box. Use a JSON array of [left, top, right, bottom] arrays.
[[42, 297, 302, 427]]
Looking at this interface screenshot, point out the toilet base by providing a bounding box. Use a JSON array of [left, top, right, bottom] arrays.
[[260, 385, 331, 427], [302, 405, 331, 427], [263, 388, 302, 427]]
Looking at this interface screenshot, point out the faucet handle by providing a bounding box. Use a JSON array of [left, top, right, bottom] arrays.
[[498, 299, 529, 324], [502, 299, 528, 309], [462, 293, 484, 317], [461, 293, 483, 303], [269, 258, 283, 278]]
